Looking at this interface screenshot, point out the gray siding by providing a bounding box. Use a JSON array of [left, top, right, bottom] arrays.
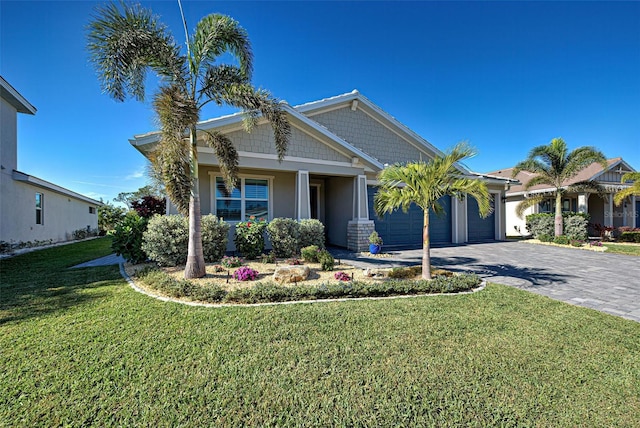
[[325, 176, 353, 247], [309, 107, 425, 165]]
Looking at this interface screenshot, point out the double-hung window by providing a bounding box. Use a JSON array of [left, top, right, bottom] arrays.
[[214, 176, 270, 221], [35, 193, 44, 225]]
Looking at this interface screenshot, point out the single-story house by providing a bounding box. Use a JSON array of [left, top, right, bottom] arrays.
[[488, 157, 638, 236], [130, 90, 513, 251], [0, 76, 101, 246]]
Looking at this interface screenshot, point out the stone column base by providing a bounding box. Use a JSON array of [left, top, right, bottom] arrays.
[[347, 220, 375, 252]]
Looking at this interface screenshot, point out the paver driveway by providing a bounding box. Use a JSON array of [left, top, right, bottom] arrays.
[[338, 241, 640, 322]]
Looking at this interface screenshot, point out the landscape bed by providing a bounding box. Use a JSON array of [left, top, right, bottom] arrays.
[[127, 261, 482, 304]]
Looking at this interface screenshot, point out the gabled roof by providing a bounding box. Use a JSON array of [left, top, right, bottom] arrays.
[[294, 89, 454, 167], [0, 76, 36, 115], [490, 158, 637, 195], [13, 170, 102, 205], [130, 102, 384, 171]]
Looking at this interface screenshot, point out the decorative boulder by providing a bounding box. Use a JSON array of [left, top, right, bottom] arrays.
[[364, 268, 388, 278], [273, 265, 310, 283]]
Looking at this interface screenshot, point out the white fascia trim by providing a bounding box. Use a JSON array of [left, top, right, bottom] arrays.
[[12, 170, 103, 205], [588, 159, 637, 182], [0, 76, 36, 114]]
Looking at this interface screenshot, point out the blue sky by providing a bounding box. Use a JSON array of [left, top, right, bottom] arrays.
[[2, 0, 639, 204]]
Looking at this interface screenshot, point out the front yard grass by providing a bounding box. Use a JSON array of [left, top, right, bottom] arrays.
[[1, 238, 639, 426], [604, 242, 640, 256]]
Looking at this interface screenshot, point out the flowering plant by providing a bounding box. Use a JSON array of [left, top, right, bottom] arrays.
[[233, 266, 259, 281], [213, 264, 225, 273], [286, 258, 302, 265], [221, 255, 244, 268], [234, 216, 267, 259], [334, 271, 351, 282]]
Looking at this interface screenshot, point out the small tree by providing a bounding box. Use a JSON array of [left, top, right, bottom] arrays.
[[513, 138, 607, 236], [375, 142, 491, 280]]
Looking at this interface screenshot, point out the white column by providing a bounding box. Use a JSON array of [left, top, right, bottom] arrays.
[[295, 170, 310, 220], [577, 193, 589, 214], [352, 175, 369, 220], [605, 194, 614, 227]]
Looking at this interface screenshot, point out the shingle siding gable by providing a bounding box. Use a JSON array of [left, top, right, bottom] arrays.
[[207, 123, 350, 163], [307, 107, 424, 165]]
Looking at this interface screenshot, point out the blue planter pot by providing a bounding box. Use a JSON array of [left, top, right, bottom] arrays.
[[369, 244, 382, 254]]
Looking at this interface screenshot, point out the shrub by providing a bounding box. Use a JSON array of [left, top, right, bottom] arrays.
[[334, 271, 351, 281], [72, 228, 97, 240], [298, 219, 326, 249], [137, 268, 226, 302], [222, 255, 244, 268], [388, 266, 422, 279], [525, 213, 554, 238], [111, 211, 148, 264], [233, 266, 259, 281], [619, 231, 640, 243], [201, 214, 230, 262], [317, 249, 334, 271], [369, 230, 383, 245], [131, 195, 166, 218], [141, 215, 187, 266], [553, 235, 570, 245], [301, 245, 320, 263], [98, 203, 126, 234], [267, 218, 300, 258], [564, 215, 588, 241], [234, 216, 267, 259], [259, 252, 276, 264], [286, 258, 302, 265], [538, 234, 554, 243], [570, 240, 583, 247]]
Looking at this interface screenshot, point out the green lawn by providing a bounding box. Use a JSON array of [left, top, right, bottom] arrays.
[[605, 242, 640, 256], [2, 238, 639, 426]]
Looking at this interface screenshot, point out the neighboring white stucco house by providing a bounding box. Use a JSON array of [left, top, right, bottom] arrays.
[[489, 158, 638, 236], [0, 76, 101, 246], [130, 90, 513, 251]]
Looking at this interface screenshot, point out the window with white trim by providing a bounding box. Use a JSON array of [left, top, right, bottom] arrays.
[[35, 193, 44, 225], [214, 177, 269, 221]]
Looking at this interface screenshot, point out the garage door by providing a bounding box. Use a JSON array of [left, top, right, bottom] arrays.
[[367, 187, 451, 249], [467, 195, 495, 242]]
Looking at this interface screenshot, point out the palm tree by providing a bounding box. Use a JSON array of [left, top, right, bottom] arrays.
[[613, 172, 640, 206], [374, 143, 491, 280], [512, 138, 607, 237], [87, 2, 290, 278]]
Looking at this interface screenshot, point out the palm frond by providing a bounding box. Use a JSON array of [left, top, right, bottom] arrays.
[[202, 130, 240, 192], [190, 14, 253, 82], [562, 146, 607, 180], [87, 2, 186, 102], [515, 195, 545, 218]]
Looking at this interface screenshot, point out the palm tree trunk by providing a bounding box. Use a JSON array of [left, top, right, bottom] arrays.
[[184, 128, 206, 279], [554, 193, 563, 236], [422, 210, 432, 280]]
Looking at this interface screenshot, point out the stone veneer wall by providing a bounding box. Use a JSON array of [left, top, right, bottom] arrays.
[[347, 220, 375, 252]]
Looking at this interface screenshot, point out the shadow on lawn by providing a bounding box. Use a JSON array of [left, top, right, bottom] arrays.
[[0, 245, 120, 325]]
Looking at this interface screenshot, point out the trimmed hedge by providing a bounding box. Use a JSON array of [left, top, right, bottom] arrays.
[[526, 212, 590, 239], [135, 268, 482, 305], [619, 231, 640, 243]]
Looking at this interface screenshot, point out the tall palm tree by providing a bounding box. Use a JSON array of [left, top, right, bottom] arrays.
[[374, 143, 491, 280], [512, 138, 606, 237], [87, 2, 290, 278], [613, 172, 640, 206]]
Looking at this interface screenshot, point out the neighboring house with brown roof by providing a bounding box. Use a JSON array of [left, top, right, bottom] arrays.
[[130, 90, 513, 251], [0, 76, 101, 246], [489, 158, 638, 236]]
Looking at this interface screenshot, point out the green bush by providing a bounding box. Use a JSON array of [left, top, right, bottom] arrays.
[[137, 268, 226, 302], [317, 249, 334, 271], [142, 215, 188, 266], [553, 235, 570, 245], [526, 214, 555, 238], [98, 203, 126, 234], [619, 231, 640, 243], [388, 266, 422, 279], [301, 245, 320, 263], [234, 217, 267, 259], [111, 211, 148, 264], [267, 218, 300, 258], [298, 219, 325, 249], [538, 234, 554, 243], [564, 215, 588, 241], [201, 214, 230, 262]]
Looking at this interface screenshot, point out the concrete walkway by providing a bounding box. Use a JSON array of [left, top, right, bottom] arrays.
[[71, 253, 125, 268], [333, 241, 640, 322]]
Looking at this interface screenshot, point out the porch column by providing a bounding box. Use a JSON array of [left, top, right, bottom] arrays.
[[577, 193, 589, 214], [295, 170, 311, 220], [347, 175, 374, 252], [605, 194, 614, 227]]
